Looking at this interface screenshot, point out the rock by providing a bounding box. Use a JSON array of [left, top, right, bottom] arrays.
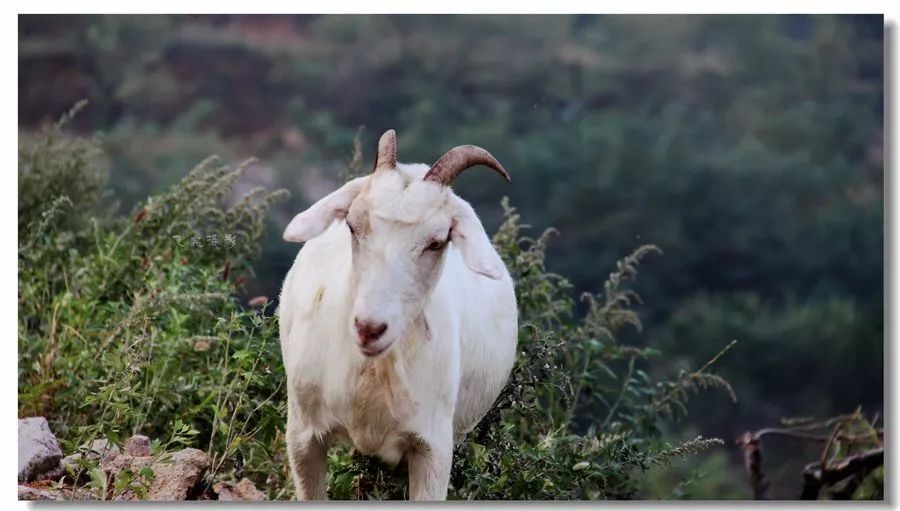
[[64, 437, 121, 465], [18, 482, 94, 501], [103, 449, 152, 480], [61, 436, 151, 491], [18, 417, 63, 482], [55, 434, 209, 501], [146, 448, 210, 500], [18, 484, 58, 500], [36, 464, 66, 482], [61, 437, 122, 482], [124, 435, 152, 457], [214, 478, 266, 501]]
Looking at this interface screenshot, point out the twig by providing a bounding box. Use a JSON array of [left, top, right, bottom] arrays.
[[736, 423, 884, 500], [752, 427, 883, 444], [819, 424, 842, 475], [736, 432, 769, 499], [785, 413, 860, 432], [651, 340, 736, 412], [740, 412, 883, 500], [600, 356, 635, 430]]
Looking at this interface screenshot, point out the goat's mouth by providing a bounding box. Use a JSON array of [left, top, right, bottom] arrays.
[[356, 342, 394, 358], [359, 342, 392, 358], [360, 346, 385, 357]]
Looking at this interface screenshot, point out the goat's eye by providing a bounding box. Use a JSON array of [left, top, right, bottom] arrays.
[[425, 240, 446, 252]]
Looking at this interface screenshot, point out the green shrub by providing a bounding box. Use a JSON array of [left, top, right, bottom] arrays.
[[18, 107, 290, 498]]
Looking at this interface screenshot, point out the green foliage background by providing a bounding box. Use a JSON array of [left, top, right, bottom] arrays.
[[19, 112, 737, 500], [18, 14, 883, 499]]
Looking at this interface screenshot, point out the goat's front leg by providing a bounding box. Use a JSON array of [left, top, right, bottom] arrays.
[[407, 433, 453, 501], [286, 413, 329, 500]]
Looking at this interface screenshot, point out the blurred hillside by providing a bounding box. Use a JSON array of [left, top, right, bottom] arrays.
[[18, 14, 883, 498]]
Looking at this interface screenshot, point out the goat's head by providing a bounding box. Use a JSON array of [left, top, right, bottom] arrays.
[[283, 129, 510, 357]]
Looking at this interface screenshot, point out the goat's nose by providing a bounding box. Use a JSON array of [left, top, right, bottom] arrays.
[[354, 318, 388, 345]]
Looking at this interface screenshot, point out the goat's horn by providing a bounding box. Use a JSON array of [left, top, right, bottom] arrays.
[[373, 129, 397, 171], [423, 145, 510, 186]]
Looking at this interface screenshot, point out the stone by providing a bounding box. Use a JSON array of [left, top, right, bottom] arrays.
[[61, 437, 122, 482], [104, 450, 152, 480], [18, 484, 58, 501], [146, 448, 210, 500], [53, 434, 209, 501], [18, 482, 94, 501], [35, 464, 66, 482], [64, 437, 121, 465], [214, 478, 266, 501], [18, 417, 63, 482], [124, 435, 152, 457]]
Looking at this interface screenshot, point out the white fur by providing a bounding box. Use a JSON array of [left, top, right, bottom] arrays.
[[279, 163, 517, 500]]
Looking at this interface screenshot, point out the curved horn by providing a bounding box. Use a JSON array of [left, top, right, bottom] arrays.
[[373, 129, 397, 171], [423, 145, 510, 186]]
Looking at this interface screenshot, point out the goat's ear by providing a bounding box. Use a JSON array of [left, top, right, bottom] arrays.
[[283, 177, 367, 243], [449, 197, 505, 280]]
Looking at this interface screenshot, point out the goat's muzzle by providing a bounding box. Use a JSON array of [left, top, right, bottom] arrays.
[[354, 318, 388, 356]]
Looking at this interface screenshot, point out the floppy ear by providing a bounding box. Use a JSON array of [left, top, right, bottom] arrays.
[[283, 177, 368, 243], [449, 196, 506, 280]]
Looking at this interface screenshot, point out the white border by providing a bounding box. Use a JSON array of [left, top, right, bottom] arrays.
[[6, 1, 898, 14], [6, 4, 897, 511]]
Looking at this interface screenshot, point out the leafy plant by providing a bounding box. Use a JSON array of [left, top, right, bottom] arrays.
[[18, 106, 289, 496]]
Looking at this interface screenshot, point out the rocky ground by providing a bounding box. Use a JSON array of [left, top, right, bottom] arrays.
[[17, 417, 266, 501]]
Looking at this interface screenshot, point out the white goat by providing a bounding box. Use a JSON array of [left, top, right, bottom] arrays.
[[278, 130, 517, 500]]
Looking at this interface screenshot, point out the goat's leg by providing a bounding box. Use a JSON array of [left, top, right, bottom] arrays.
[[286, 413, 329, 500], [407, 434, 453, 500]]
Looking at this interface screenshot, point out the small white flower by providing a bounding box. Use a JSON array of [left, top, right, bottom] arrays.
[[572, 461, 590, 471]]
